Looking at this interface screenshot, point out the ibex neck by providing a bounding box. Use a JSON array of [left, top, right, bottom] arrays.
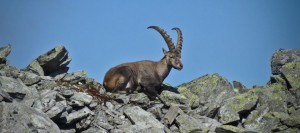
[[156, 57, 172, 82]]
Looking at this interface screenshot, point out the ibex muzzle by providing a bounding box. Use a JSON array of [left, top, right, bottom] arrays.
[[103, 26, 183, 99]]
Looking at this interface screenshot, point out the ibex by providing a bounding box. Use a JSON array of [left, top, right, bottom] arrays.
[[103, 26, 183, 100]]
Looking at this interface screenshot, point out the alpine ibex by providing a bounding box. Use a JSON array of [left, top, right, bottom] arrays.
[[103, 26, 183, 99]]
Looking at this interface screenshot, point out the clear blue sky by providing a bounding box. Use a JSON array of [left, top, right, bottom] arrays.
[[0, 1, 299, 88]]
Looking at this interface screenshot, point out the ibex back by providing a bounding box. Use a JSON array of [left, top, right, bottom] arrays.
[[103, 26, 183, 99]]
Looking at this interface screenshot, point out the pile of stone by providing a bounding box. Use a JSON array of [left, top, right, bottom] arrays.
[[0, 44, 299, 133]]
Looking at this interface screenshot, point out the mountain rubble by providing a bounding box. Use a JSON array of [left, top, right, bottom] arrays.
[[0, 44, 299, 133]]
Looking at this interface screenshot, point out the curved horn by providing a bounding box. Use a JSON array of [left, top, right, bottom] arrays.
[[172, 27, 183, 54], [148, 26, 175, 52]]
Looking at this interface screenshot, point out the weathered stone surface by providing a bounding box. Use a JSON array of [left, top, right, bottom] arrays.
[[243, 105, 280, 132], [70, 92, 93, 105], [215, 125, 257, 133], [27, 45, 71, 76], [62, 70, 86, 83], [233, 80, 248, 94], [219, 92, 258, 124], [124, 106, 164, 132], [0, 102, 60, 133], [129, 93, 150, 104], [164, 105, 180, 125], [46, 100, 67, 119], [178, 74, 237, 115], [64, 107, 93, 124], [281, 62, 300, 89], [82, 127, 108, 133], [176, 113, 221, 133], [19, 71, 41, 85], [271, 49, 300, 75], [0, 44, 11, 64], [161, 90, 189, 106], [0, 76, 39, 106]]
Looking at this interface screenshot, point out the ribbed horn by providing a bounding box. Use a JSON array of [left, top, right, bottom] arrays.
[[148, 26, 175, 52], [172, 27, 183, 54]]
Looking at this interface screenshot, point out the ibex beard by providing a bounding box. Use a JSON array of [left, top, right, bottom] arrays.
[[103, 26, 183, 100]]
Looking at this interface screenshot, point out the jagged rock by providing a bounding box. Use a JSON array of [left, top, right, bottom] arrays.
[[161, 90, 189, 106], [271, 49, 300, 75], [0, 44, 11, 64], [19, 71, 41, 85], [215, 125, 257, 133], [129, 93, 150, 104], [147, 103, 164, 119], [64, 107, 93, 124], [0, 88, 13, 102], [233, 80, 248, 93], [45, 100, 67, 119], [76, 115, 94, 130], [27, 45, 71, 76], [178, 74, 237, 116], [61, 89, 75, 98], [243, 105, 280, 132], [70, 92, 93, 105], [62, 70, 87, 83], [124, 106, 165, 132], [219, 92, 259, 124], [82, 127, 108, 133], [0, 76, 39, 106], [0, 102, 60, 133], [281, 62, 300, 103], [164, 106, 181, 125], [93, 109, 114, 130], [61, 129, 76, 133], [175, 113, 221, 132], [114, 94, 130, 104]]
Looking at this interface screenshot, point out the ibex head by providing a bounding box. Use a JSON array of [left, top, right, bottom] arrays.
[[148, 26, 183, 70]]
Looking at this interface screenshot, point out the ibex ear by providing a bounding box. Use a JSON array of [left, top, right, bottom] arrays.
[[162, 48, 168, 55]]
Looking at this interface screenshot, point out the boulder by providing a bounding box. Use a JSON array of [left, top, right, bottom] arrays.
[[219, 92, 259, 124], [0, 44, 11, 64], [175, 113, 221, 133], [0, 102, 60, 133], [0, 76, 39, 106], [178, 74, 237, 117], [26, 45, 71, 76], [271, 49, 300, 75], [124, 106, 165, 132]]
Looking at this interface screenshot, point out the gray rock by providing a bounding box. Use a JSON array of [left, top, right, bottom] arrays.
[[70, 92, 93, 105], [233, 80, 248, 94], [61, 89, 74, 98], [82, 127, 108, 133], [147, 103, 164, 119], [0, 88, 13, 102], [112, 123, 163, 133], [175, 113, 221, 133], [0, 44, 11, 64], [271, 49, 300, 75], [62, 70, 86, 84], [129, 93, 150, 104], [160, 90, 189, 105], [115, 94, 130, 104], [27, 45, 71, 76], [19, 71, 41, 85], [0, 102, 60, 133], [164, 106, 181, 125], [280, 62, 300, 103], [124, 106, 164, 132], [76, 115, 94, 130], [64, 107, 93, 124], [243, 105, 280, 133], [26, 59, 45, 76], [0, 76, 39, 106], [178, 74, 237, 115], [46, 100, 67, 119], [60, 129, 76, 133], [215, 125, 258, 133], [219, 92, 258, 124]]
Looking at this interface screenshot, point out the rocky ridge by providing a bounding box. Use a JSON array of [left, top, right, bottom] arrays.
[[0, 44, 300, 133]]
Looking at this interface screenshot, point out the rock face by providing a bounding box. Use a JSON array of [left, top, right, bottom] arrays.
[[0, 45, 300, 133], [26, 45, 71, 76]]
